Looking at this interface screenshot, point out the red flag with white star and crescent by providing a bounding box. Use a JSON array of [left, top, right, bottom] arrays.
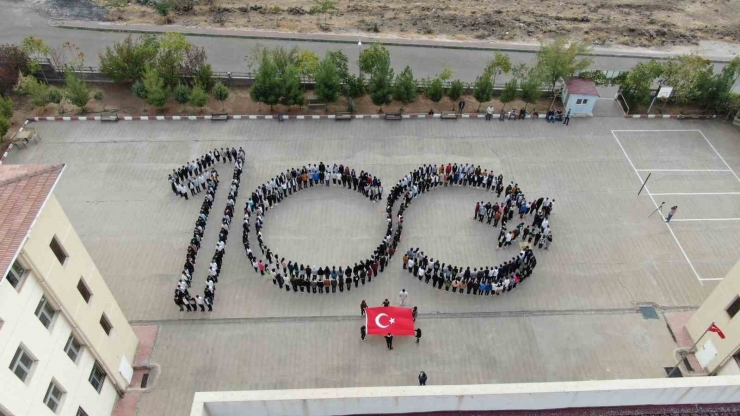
[[365, 306, 415, 336]]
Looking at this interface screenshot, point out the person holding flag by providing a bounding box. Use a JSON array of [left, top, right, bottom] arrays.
[[366, 305, 416, 350]]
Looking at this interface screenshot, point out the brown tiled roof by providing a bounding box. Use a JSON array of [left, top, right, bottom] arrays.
[[0, 164, 65, 281], [565, 77, 600, 96]]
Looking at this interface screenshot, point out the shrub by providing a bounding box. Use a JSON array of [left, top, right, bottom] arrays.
[[189, 83, 209, 108], [142, 66, 169, 108], [0, 115, 10, 139], [155, 1, 170, 16], [424, 77, 444, 102], [195, 63, 214, 91], [347, 98, 356, 113], [64, 71, 91, 112], [393, 66, 417, 104], [0, 95, 12, 119], [173, 83, 190, 104], [94, 91, 104, 100], [212, 81, 230, 110], [133, 81, 147, 99], [0, 44, 30, 95], [48, 87, 63, 104], [447, 79, 464, 101], [99, 35, 159, 83]]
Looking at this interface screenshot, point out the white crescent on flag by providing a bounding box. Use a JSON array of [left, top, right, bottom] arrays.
[[375, 313, 390, 328]]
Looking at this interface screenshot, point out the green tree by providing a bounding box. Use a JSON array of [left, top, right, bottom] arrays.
[[250, 49, 282, 110], [342, 73, 365, 101], [64, 71, 90, 112], [620, 61, 664, 109], [499, 78, 518, 110], [393, 65, 417, 104], [0, 115, 10, 139], [423, 77, 444, 102], [296, 50, 321, 78], [212, 81, 230, 110], [269, 46, 299, 75], [325, 50, 349, 81], [535, 37, 593, 97], [280, 65, 305, 108], [173, 83, 191, 108], [311, 0, 336, 26], [368, 65, 394, 107], [142, 66, 169, 108], [189, 82, 209, 108], [99, 35, 159, 83], [702, 57, 740, 111], [485, 52, 511, 88], [21, 36, 51, 74], [195, 63, 214, 91], [358, 42, 390, 76], [0, 44, 31, 95], [661, 55, 714, 104], [472, 68, 493, 111], [519, 70, 542, 111], [314, 54, 342, 104], [447, 79, 465, 101], [0, 95, 12, 119], [156, 32, 190, 88]]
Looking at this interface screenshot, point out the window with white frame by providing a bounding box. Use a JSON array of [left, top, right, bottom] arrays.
[[576, 98, 589, 105], [34, 296, 56, 329], [64, 334, 82, 364], [43, 380, 65, 413], [6, 261, 27, 290], [9, 345, 36, 383], [89, 361, 106, 393]]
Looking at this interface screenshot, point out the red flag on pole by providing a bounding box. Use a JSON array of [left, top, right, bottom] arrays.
[[708, 323, 725, 339], [365, 306, 415, 336]]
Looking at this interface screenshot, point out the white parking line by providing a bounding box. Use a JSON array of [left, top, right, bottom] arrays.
[[635, 169, 732, 172], [650, 192, 740, 196], [668, 218, 740, 222], [697, 130, 740, 183]]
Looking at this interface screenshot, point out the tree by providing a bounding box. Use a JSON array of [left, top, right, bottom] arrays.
[[620, 60, 664, 109], [499, 78, 518, 110], [196, 64, 214, 91], [519, 70, 542, 111], [326, 50, 349, 81], [358, 42, 390, 76], [535, 37, 593, 97], [0, 95, 12, 119], [142, 66, 169, 108], [250, 49, 281, 110], [182, 44, 208, 81], [485, 52, 511, 88], [423, 77, 444, 102], [173, 83, 191, 109], [0, 115, 9, 140], [393, 65, 417, 104], [296, 50, 321, 78], [472, 68, 493, 111], [64, 71, 90, 112], [156, 32, 190, 88], [280, 65, 305, 108], [701, 57, 740, 111], [189, 83, 209, 108], [314, 54, 342, 104], [311, 0, 336, 26], [661, 55, 713, 104], [212, 81, 230, 110], [342, 73, 365, 101], [368, 65, 394, 107], [447, 79, 465, 101], [21, 37, 51, 74], [0, 44, 30, 95], [99, 35, 159, 83]]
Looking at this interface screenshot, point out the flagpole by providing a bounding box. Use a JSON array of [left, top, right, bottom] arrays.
[[666, 321, 713, 378]]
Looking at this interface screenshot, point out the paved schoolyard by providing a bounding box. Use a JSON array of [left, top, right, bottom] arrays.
[[5, 117, 740, 415]]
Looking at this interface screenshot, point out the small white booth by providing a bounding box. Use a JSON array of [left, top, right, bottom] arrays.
[[562, 77, 600, 117]]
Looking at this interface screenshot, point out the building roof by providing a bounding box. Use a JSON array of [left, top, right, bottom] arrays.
[[565, 77, 600, 96], [0, 164, 65, 281]]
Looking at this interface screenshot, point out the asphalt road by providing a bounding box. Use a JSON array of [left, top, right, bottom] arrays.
[[1, 0, 734, 90]]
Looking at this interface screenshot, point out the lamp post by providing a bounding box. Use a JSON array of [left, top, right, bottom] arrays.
[[357, 40, 362, 76]]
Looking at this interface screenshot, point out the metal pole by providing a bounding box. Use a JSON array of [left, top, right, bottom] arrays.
[[647, 95, 657, 114], [666, 323, 712, 378], [638, 173, 651, 196]]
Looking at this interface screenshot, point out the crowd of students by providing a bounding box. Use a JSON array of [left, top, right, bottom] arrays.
[[242, 163, 395, 293], [172, 148, 245, 312]]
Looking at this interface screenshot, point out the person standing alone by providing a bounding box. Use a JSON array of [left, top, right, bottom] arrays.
[[666, 205, 678, 222], [563, 108, 571, 126], [399, 289, 409, 306], [385, 333, 394, 350], [418, 371, 427, 386]]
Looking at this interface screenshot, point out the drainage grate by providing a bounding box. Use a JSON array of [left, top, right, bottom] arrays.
[[640, 306, 659, 320], [141, 372, 149, 388], [665, 366, 683, 377]]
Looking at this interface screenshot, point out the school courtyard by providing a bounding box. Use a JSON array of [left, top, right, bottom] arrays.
[[5, 116, 740, 415]]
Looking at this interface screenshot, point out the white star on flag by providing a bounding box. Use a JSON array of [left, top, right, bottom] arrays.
[[389, 318, 396, 325]]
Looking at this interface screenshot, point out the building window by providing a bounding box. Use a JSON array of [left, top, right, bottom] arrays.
[[43, 380, 65, 413], [9, 345, 36, 383], [77, 279, 92, 303], [89, 361, 106, 393], [64, 334, 82, 364], [99, 314, 112, 335], [49, 237, 68, 266], [34, 296, 56, 329], [6, 261, 27, 290], [727, 296, 740, 319], [576, 98, 589, 105], [76, 407, 89, 416]]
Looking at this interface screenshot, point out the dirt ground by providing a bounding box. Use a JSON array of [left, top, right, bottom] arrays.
[[93, 0, 740, 47], [1, 83, 562, 140]]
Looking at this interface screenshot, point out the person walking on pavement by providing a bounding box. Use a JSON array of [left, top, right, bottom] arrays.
[[385, 333, 394, 350], [399, 289, 409, 306], [486, 105, 494, 121], [361, 325, 366, 341], [666, 205, 678, 222], [415, 328, 422, 343], [361, 300, 368, 316], [563, 108, 571, 125], [418, 371, 427, 386], [412, 306, 418, 322], [458, 100, 466, 115]]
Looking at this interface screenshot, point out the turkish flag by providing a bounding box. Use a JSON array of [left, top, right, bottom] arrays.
[[708, 323, 726, 339], [365, 306, 415, 336]]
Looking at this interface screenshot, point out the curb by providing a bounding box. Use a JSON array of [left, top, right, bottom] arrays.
[[622, 114, 717, 119], [0, 120, 29, 165], [50, 22, 734, 63]]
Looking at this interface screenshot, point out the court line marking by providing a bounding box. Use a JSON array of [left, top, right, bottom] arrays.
[[612, 129, 702, 132], [635, 169, 732, 172], [650, 192, 740, 196], [668, 218, 740, 222], [611, 130, 705, 285], [699, 278, 725, 281], [697, 130, 740, 184]]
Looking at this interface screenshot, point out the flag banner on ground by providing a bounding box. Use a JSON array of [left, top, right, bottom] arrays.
[[708, 323, 726, 339], [365, 306, 415, 336]]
